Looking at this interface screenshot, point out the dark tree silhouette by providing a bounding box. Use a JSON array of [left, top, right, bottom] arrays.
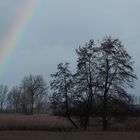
[[74, 40, 99, 129], [50, 62, 78, 128], [50, 37, 137, 131], [98, 37, 137, 130]]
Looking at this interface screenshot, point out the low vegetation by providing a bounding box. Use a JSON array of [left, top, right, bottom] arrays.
[[0, 114, 139, 132], [0, 114, 74, 131]]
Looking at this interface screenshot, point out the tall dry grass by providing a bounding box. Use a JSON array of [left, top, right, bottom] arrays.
[[0, 114, 140, 131], [0, 114, 74, 131], [107, 118, 140, 131]]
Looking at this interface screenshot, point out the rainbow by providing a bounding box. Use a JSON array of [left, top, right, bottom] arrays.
[[0, 0, 40, 77]]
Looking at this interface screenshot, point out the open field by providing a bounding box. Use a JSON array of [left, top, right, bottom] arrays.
[[0, 114, 140, 139], [0, 114, 73, 131], [0, 114, 140, 132], [0, 131, 140, 140]]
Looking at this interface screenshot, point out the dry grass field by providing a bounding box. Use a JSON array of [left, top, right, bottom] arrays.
[[0, 114, 139, 139], [0, 114, 73, 131], [0, 114, 140, 132]]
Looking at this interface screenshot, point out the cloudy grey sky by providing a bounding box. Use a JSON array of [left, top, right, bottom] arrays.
[[0, 0, 139, 95]]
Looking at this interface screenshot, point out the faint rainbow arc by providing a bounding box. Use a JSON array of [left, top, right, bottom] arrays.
[[0, 0, 40, 77]]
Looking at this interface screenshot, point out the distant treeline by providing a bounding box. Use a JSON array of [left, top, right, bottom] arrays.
[[0, 36, 138, 131]]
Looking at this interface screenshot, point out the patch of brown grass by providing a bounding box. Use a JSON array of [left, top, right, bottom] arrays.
[[0, 114, 140, 132], [108, 118, 140, 131], [0, 114, 74, 131]]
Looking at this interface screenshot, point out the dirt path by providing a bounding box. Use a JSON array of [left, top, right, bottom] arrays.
[[0, 131, 139, 140]]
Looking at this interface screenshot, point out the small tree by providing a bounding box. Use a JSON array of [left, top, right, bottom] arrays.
[[50, 62, 78, 128], [21, 75, 47, 115]]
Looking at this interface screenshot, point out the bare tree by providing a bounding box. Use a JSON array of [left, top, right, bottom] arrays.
[[34, 91, 48, 114], [7, 86, 21, 113], [0, 85, 8, 112], [21, 75, 47, 115], [50, 62, 78, 128], [74, 40, 99, 129], [98, 37, 137, 130]]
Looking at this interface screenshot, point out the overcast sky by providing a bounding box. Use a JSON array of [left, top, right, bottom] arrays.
[[0, 0, 139, 95]]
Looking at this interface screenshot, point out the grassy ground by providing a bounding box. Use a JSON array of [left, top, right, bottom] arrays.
[[0, 131, 140, 140], [0, 114, 140, 132], [0, 114, 140, 139], [0, 114, 74, 131]]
